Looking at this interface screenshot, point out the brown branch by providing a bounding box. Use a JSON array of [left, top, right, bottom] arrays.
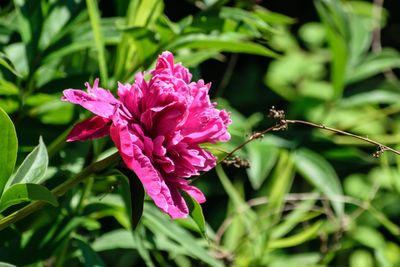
[[189, 106, 400, 184], [284, 119, 400, 157]]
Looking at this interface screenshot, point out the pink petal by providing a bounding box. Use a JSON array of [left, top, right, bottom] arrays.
[[66, 116, 110, 142], [169, 177, 206, 204], [62, 79, 119, 119]]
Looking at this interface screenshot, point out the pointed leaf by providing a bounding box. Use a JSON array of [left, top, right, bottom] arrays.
[[0, 107, 17, 196], [178, 190, 207, 240], [246, 141, 279, 189], [267, 220, 323, 249], [117, 167, 145, 231], [75, 239, 106, 267], [8, 136, 48, 187], [0, 52, 22, 78], [0, 183, 58, 212], [294, 148, 344, 217]]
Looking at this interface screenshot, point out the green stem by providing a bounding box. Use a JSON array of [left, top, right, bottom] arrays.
[[0, 152, 121, 231], [86, 0, 109, 87]]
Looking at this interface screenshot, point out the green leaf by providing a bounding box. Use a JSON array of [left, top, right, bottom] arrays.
[[350, 250, 374, 267], [294, 148, 344, 217], [92, 229, 137, 251], [175, 49, 221, 68], [167, 33, 278, 58], [270, 197, 318, 240], [7, 136, 48, 188], [178, 190, 207, 240], [14, 0, 44, 67], [246, 141, 279, 189], [116, 167, 145, 231], [0, 107, 17, 196], [346, 49, 400, 85], [267, 220, 323, 249], [0, 183, 58, 212], [0, 52, 22, 77], [253, 5, 295, 25], [315, 0, 348, 98], [143, 204, 224, 267], [215, 165, 255, 219], [266, 150, 294, 221], [338, 90, 400, 107], [350, 226, 386, 250], [132, 224, 155, 267], [75, 238, 106, 267], [0, 262, 17, 267], [86, 0, 108, 87], [219, 7, 273, 33]]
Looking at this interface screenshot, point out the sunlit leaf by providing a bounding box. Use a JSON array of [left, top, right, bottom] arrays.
[[267, 220, 323, 249], [246, 141, 279, 189], [7, 136, 48, 188], [294, 148, 344, 217], [0, 183, 58, 213], [0, 107, 17, 196], [178, 190, 207, 240]]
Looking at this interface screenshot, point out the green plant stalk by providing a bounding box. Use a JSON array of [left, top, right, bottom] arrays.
[[86, 0, 109, 87], [0, 152, 121, 231]]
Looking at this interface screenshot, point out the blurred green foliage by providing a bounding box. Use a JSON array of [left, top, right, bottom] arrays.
[[1, 0, 400, 266]]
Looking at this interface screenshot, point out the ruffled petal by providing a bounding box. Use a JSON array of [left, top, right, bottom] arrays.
[[66, 116, 110, 142], [110, 122, 189, 219], [62, 79, 119, 119]]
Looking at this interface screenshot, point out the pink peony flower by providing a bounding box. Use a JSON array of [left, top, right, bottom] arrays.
[[62, 51, 231, 219]]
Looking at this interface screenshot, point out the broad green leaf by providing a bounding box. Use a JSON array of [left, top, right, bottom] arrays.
[[8, 136, 48, 187], [267, 220, 323, 249], [0, 262, 17, 267], [4, 43, 28, 78], [75, 239, 106, 267], [0, 52, 22, 77], [178, 190, 207, 240], [0, 107, 17, 196], [346, 49, 400, 85], [294, 148, 344, 217], [246, 141, 279, 189], [0, 183, 58, 213]]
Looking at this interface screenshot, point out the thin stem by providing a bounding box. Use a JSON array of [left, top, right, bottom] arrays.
[[284, 119, 400, 156], [217, 124, 280, 164], [0, 152, 121, 231]]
